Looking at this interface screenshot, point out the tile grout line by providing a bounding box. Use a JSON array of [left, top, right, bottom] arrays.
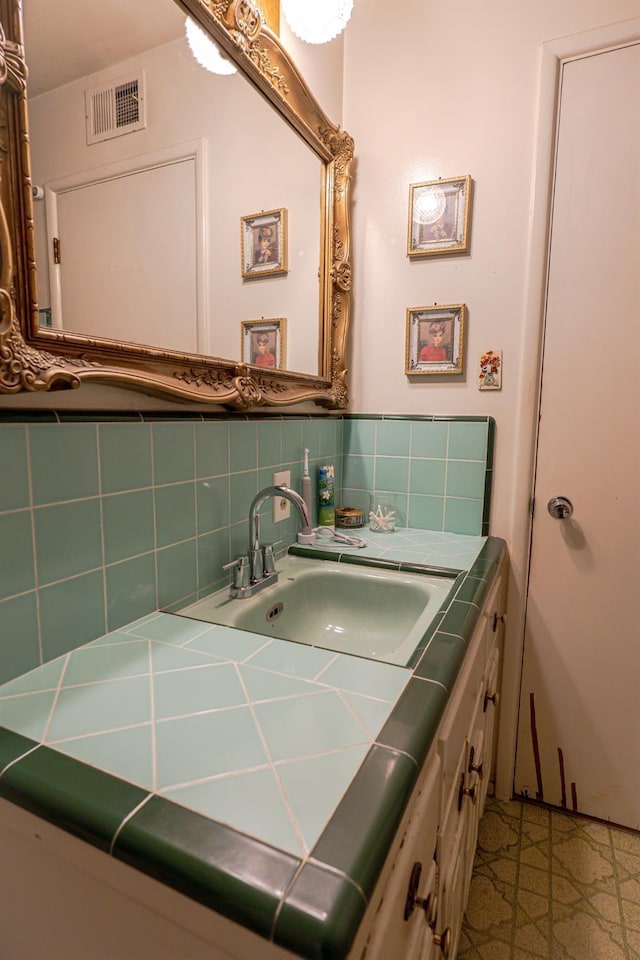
[[25, 423, 44, 666], [41, 651, 71, 744], [233, 661, 308, 858], [148, 638, 159, 794], [97, 424, 109, 635]]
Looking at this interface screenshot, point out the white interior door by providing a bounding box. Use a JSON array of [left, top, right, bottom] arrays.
[[50, 157, 199, 353], [514, 41, 640, 829]]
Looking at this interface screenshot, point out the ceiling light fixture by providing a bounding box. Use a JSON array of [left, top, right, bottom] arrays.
[[185, 17, 237, 76], [281, 0, 353, 44]]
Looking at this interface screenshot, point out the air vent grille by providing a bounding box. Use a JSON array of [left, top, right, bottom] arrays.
[[85, 73, 146, 144]]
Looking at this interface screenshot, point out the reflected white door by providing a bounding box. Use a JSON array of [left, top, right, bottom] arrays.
[[514, 41, 640, 828], [54, 158, 198, 353]]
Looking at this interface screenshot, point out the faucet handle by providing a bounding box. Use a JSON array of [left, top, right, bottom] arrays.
[[222, 555, 250, 590], [261, 541, 283, 575]]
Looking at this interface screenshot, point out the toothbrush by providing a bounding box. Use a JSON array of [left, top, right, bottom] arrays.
[[302, 448, 312, 520]]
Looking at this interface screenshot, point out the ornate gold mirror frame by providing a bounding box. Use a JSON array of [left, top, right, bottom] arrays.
[[0, 0, 353, 408]]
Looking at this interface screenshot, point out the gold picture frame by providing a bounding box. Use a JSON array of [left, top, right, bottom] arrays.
[[405, 304, 466, 376], [241, 318, 286, 369], [241, 208, 288, 279], [407, 176, 472, 257]]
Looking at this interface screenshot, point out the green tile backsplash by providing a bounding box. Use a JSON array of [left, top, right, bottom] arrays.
[[341, 416, 493, 537], [30, 422, 100, 504], [0, 412, 493, 683], [99, 421, 153, 493]]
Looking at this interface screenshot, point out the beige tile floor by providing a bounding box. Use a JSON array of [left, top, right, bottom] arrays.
[[459, 797, 640, 960]]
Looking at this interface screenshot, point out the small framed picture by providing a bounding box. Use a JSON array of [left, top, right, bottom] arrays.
[[405, 304, 466, 376], [241, 208, 288, 278], [478, 349, 502, 390], [407, 176, 472, 258], [241, 318, 286, 369]]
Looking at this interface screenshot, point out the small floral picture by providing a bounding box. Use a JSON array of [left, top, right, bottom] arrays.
[[478, 350, 502, 390]]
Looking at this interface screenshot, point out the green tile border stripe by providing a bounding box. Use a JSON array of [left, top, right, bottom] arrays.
[[0, 410, 495, 425], [414, 537, 506, 687], [309, 745, 418, 901], [0, 410, 345, 424], [375, 680, 450, 769], [344, 413, 494, 423], [113, 795, 300, 940], [288, 544, 463, 580], [274, 865, 367, 960], [0, 744, 148, 851], [0, 725, 39, 772]]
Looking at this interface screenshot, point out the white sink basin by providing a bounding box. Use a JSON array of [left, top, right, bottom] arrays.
[[176, 554, 455, 666]]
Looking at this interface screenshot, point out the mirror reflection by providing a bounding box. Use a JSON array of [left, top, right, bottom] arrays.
[[24, 0, 323, 376]]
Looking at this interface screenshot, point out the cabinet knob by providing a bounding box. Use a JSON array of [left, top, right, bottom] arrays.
[[457, 774, 478, 810], [432, 926, 452, 958], [484, 689, 499, 712], [492, 611, 506, 631], [404, 861, 433, 921], [464, 783, 477, 804], [468, 745, 485, 779]]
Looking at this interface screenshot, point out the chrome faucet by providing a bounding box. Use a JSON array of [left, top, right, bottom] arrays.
[[223, 485, 314, 599]]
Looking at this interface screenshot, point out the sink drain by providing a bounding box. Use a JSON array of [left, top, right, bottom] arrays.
[[266, 602, 284, 623]]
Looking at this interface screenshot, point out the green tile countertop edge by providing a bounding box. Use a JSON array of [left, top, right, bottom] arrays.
[[287, 544, 463, 579], [113, 795, 301, 940], [0, 536, 506, 960], [0, 741, 148, 850], [0, 725, 39, 770]]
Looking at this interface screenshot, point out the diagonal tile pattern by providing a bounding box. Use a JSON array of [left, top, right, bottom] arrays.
[[460, 796, 640, 960], [0, 612, 410, 858]]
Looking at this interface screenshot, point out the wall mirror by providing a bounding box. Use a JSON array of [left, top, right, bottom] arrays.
[[0, 0, 353, 408]]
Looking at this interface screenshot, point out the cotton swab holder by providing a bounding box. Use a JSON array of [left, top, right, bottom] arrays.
[[368, 492, 398, 533]]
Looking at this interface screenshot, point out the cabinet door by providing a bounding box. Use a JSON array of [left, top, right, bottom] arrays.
[[364, 757, 441, 960], [481, 645, 501, 806], [418, 924, 437, 960], [437, 623, 486, 832], [434, 803, 467, 960], [479, 567, 506, 665], [435, 595, 503, 956]]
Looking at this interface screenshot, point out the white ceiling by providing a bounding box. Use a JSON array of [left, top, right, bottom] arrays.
[[24, 0, 186, 98]]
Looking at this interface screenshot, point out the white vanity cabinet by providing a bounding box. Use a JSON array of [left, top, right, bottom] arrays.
[[0, 551, 508, 960], [363, 555, 508, 960]]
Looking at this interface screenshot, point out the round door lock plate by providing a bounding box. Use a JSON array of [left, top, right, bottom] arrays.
[[547, 496, 573, 520]]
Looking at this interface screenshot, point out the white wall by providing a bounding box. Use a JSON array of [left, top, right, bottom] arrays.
[[342, 0, 639, 545], [342, 0, 640, 794]]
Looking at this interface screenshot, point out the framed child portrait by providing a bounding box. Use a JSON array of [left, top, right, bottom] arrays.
[[405, 304, 466, 376], [407, 176, 472, 258], [241, 318, 287, 369], [241, 208, 288, 279]]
